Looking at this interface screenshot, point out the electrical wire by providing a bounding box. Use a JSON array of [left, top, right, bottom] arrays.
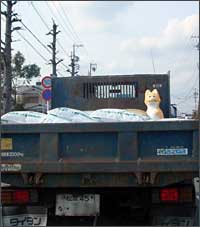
[[45, 1, 75, 43], [2, 16, 69, 78], [1, 1, 6, 7], [30, 1, 70, 58], [176, 74, 199, 106], [40, 1, 91, 66], [60, 6, 81, 43], [20, 20, 52, 55], [30, 1, 50, 30], [51, 2, 91, 64], [59, 3, 90, 57], [16, 31, 49, 62], [20, 21, 70, 70], [172, 66, 198, 100], [52, 1, 78, 43]]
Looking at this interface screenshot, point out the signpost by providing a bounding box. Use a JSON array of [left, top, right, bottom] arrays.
[[41, 76, 52, 112], [42, 89, 52, 112], [41, 76, 51, 88]]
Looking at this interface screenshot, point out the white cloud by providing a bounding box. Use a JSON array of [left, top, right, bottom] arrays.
[[120, 14, 199, 54], [93, 13, 199, 113]]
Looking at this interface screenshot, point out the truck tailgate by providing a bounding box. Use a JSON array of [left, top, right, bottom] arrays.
[[1, 120, 198, 186]]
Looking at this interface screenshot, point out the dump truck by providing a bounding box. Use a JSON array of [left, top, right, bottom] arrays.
[[1, 73, 199, 226]]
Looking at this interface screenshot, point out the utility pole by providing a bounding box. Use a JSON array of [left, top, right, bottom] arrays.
[[194, 88, 198, 113], [47, 20, 63, 77], [67, 44, 83, 77], [1, 0, 21, 113], [88, 63, 97, 76]]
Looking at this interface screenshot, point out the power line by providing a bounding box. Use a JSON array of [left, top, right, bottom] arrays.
[[172, 65, 197, 99], [2, 13, 69, 75], [30, 1, 50, 30], [20, 20, 52, 55], [45, 1, 75, 43], [16, 31, 49, 62], [60, 6, 81, 43], [20, 20, 71, 70], [1, 1, 6, 7], [52, 1, 78, 43], [59, 3, 90, 57], [56, 39, 70, 58], [176, 74, 198, 105], [30, 1, 70, 57]]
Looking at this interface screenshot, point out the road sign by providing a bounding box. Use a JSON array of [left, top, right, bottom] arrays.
[[41, 76, 51, 88], [42, 89, 52, 101]]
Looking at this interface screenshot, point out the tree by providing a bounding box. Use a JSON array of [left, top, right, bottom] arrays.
[[12, 51, 25, 79], [12, 51, 40, 84], [21, 64, 40, 83], [1, 0, 21, 113], [0, 52, 6, 86], [11, 51, 40, 108]]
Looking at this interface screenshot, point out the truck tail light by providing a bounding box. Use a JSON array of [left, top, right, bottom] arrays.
[[2, 190, 37, 204], [13, 190, 30, 203], [160, 188, 179, 202]]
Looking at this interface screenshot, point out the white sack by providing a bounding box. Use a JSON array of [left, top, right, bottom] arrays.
[[90, 109, 150, 122], [41, 114, 70, 123], [47, 107, 97, 122], [1, 111, 46, 124]]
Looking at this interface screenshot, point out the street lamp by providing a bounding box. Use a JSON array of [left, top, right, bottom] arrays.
[[89, 63, 97, 76]]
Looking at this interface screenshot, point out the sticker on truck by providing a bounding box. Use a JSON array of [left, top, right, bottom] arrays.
[[157, 148, 188, 156], [1, 138, 13, 150], [1, 164, 21, 172], [3, 206, 47, 226]]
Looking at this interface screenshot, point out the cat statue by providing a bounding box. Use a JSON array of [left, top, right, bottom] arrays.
[[144, 89, 164, 120], [127, 89, 164, 120]]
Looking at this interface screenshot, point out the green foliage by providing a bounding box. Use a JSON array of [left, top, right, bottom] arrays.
[[12, 51, 25, 78], [21, 64, 40, 80], [12, 51, 40, 82]]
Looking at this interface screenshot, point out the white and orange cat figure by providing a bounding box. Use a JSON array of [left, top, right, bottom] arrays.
[[144, 89, 164, 120], [127, 89, 164, 120]]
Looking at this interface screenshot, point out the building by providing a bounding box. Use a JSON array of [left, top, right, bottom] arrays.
[[16, 85, 47, 113]]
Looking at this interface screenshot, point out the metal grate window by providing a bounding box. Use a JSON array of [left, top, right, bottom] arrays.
[[83, 82, 137, 99]]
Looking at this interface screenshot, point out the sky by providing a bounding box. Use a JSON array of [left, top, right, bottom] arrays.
[[1, 1, 199, 115]]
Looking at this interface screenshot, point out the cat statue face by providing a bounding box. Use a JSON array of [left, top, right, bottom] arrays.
[[144, 89, 164, 120]]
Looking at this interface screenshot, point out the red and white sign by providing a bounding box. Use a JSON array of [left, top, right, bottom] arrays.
[[41, 76, 51, 88]]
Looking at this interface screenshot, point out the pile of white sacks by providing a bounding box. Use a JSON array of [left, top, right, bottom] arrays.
[[1, 107, 150, 124]]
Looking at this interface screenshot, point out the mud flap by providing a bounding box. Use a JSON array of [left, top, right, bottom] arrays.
[[3, 206, 47, 226]]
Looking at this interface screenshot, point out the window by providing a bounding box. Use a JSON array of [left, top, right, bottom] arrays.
[[23, 96, 39, 104], [83, 82, 137, 99]]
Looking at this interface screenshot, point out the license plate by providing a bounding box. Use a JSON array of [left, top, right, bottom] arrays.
[[3, 206, 47, 226], [56, 194, 100, 216]]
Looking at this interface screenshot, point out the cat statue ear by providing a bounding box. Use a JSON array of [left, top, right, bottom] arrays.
[[145, 89, 151, 95], [152, 89, 159, 94], [152, 89, 161, 102]]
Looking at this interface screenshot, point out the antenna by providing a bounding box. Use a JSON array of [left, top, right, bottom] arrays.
[[150, 49, 156, 73]]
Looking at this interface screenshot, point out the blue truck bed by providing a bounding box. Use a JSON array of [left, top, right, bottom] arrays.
[[1, 119, 199, 188]]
